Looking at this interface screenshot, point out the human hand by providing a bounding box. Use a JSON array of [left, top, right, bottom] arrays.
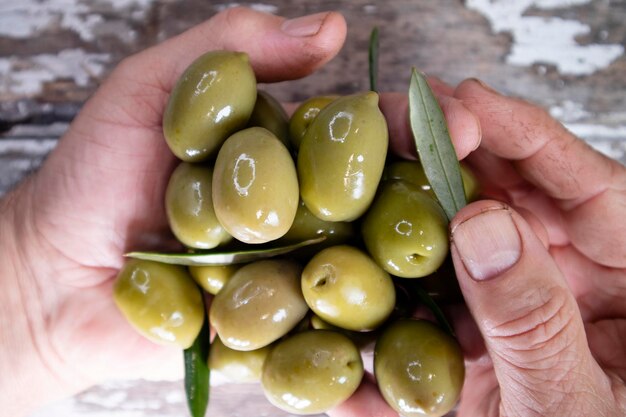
[[0, 7, 348, 416], [331, 80, 626, 416]]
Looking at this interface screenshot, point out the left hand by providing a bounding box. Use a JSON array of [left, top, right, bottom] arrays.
[[0, 8, 349, 415]]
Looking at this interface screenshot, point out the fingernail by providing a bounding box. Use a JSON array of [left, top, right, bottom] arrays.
[[452, 208, 521, 281], [281, 12, 328, 37], [469, 78, 499, 95]]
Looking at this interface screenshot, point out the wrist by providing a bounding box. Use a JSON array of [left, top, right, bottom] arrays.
[[0, 180, 83, 416]]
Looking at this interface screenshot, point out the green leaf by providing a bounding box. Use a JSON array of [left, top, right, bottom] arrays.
[[125, 237, 326, 266], [408, 68, 466, 221], [412, 283, 456, 338], [369, 27, 379, 92], [184, 295, 211, 417]]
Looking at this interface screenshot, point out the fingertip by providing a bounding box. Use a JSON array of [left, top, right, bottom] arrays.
[[436, 94, 481, 160]]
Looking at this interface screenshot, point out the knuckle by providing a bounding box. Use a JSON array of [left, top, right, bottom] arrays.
[[485, 285, 580, 371]]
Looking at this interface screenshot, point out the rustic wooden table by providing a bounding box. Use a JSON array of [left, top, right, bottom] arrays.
[[1, 1, 625, 416]]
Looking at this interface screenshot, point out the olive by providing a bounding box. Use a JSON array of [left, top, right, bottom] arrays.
[[188, 265, 239, 295], [209, 336, 271, 383], [163, 51, 256, 161], [362, 180, 449, 278], [113, 259, 204, 349], [298, 92, 388, 222], [375, 319, 464, 417], [247, 90, 290, 148], [385, 160, 480, 202], [209, 259, 308, 351], [301, 245, 395, 331], [278, 200, 354, 245], [212, 127, 299, 244], [288, 95, 338, 151], [261, 330, 363, 414], [165, 162, 231, 249]]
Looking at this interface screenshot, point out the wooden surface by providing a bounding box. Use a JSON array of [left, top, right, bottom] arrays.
[[1, 0, 625, 416]]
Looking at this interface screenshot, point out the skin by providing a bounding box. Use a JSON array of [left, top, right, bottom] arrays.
[[163, 50, 257, 161], [113, 259, 204, 349], [247, 90, 291, 148], [261, 330, 364, 414], [212, 126, 299, 244], [361, 180, 450, 278], [298, 92, 389, 221], [165, 162, 232, 249], [301, 245, 396, 331], [188, 264, 239, 295], [0, 7, 624, 417], [288, 95, 338, 150], [374, 319, 465, 417], [209, 259, 308, 351]]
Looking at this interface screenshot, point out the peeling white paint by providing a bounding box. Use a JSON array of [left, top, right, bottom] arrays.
[[0, 49, 110, 96], [214, 3, 279, 14], [549, 100, 591, 122], [0, 0, 156, 41], [466, 0, 624, 75]]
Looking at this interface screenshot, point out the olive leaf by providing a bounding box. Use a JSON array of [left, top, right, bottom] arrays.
[[411, 283, 456, 338], [125, 237, 326, 266], [184, 294, 211, 417], [409, 68, 466, 221], [369, 27, 379, 92]]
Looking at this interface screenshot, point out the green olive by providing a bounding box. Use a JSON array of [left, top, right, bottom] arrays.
[[301, 245, 395, 331], [209, 259, 308, 351], [209, 336, 271, 383], [247, 90, 290, 149], [298, 92, 388, 222], [278, 200, 354, 245], [113, 259, 204, 349], [261, 330, 363, 414], [163, 51, 256, 161], [212, 127, 299, 244], [362, 180, 449, 278], [375, 319, 464, 417], [188, 265, 239, 295], [165, 162, 231, 249], [288, 95, 338, 151], [385, 160, 480, 202]]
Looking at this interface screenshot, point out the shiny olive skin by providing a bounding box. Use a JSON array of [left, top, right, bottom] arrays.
[[113, 259, 204, 349], [212, 127, 299, 244], [375, 319, 465, 417], [278, 200, 354, 245], [298, 92, 388, 221], [165, 163, 231, 249], [302, 245, 395, 331], [385, 160, 480, 202], [163, 51, 256, 161], [261, 330, 363, 415], [362, 180, 449, 278], [209, 336, 271, 383], [188, 265, 238, 295], [209, 259, 308, 351], [288, 95, 337, 151], [247, 90, 290, 148]]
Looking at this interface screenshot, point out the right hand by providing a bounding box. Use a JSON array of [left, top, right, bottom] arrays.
[[331, 80, 626, 416]]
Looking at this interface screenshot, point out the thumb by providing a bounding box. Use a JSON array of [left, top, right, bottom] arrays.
[[450, 200, 610, 416]]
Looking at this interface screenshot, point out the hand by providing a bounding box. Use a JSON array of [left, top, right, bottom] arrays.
[[0, 7, 347, 416], [331, 80, 626, 416]]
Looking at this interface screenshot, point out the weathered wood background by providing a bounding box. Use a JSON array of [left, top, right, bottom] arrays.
[[1, 0, 625, 416]]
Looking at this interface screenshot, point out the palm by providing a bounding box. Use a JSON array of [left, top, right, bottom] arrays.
[[456, 146, 626, 415], [25, 70, 183, 383]]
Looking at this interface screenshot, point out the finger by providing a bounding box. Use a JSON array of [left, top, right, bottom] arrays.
[[450, 200, 613, 416], [328, 378, 397, 417], [379, 90, 481, 161], [455, 79, 626, 267]]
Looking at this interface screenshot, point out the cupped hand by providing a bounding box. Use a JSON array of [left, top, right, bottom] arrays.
[[332, 80, 626, 417], [0, 7, 348, 415]]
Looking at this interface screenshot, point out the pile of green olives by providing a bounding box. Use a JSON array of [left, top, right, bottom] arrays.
[[113, 51, 476, 417]]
